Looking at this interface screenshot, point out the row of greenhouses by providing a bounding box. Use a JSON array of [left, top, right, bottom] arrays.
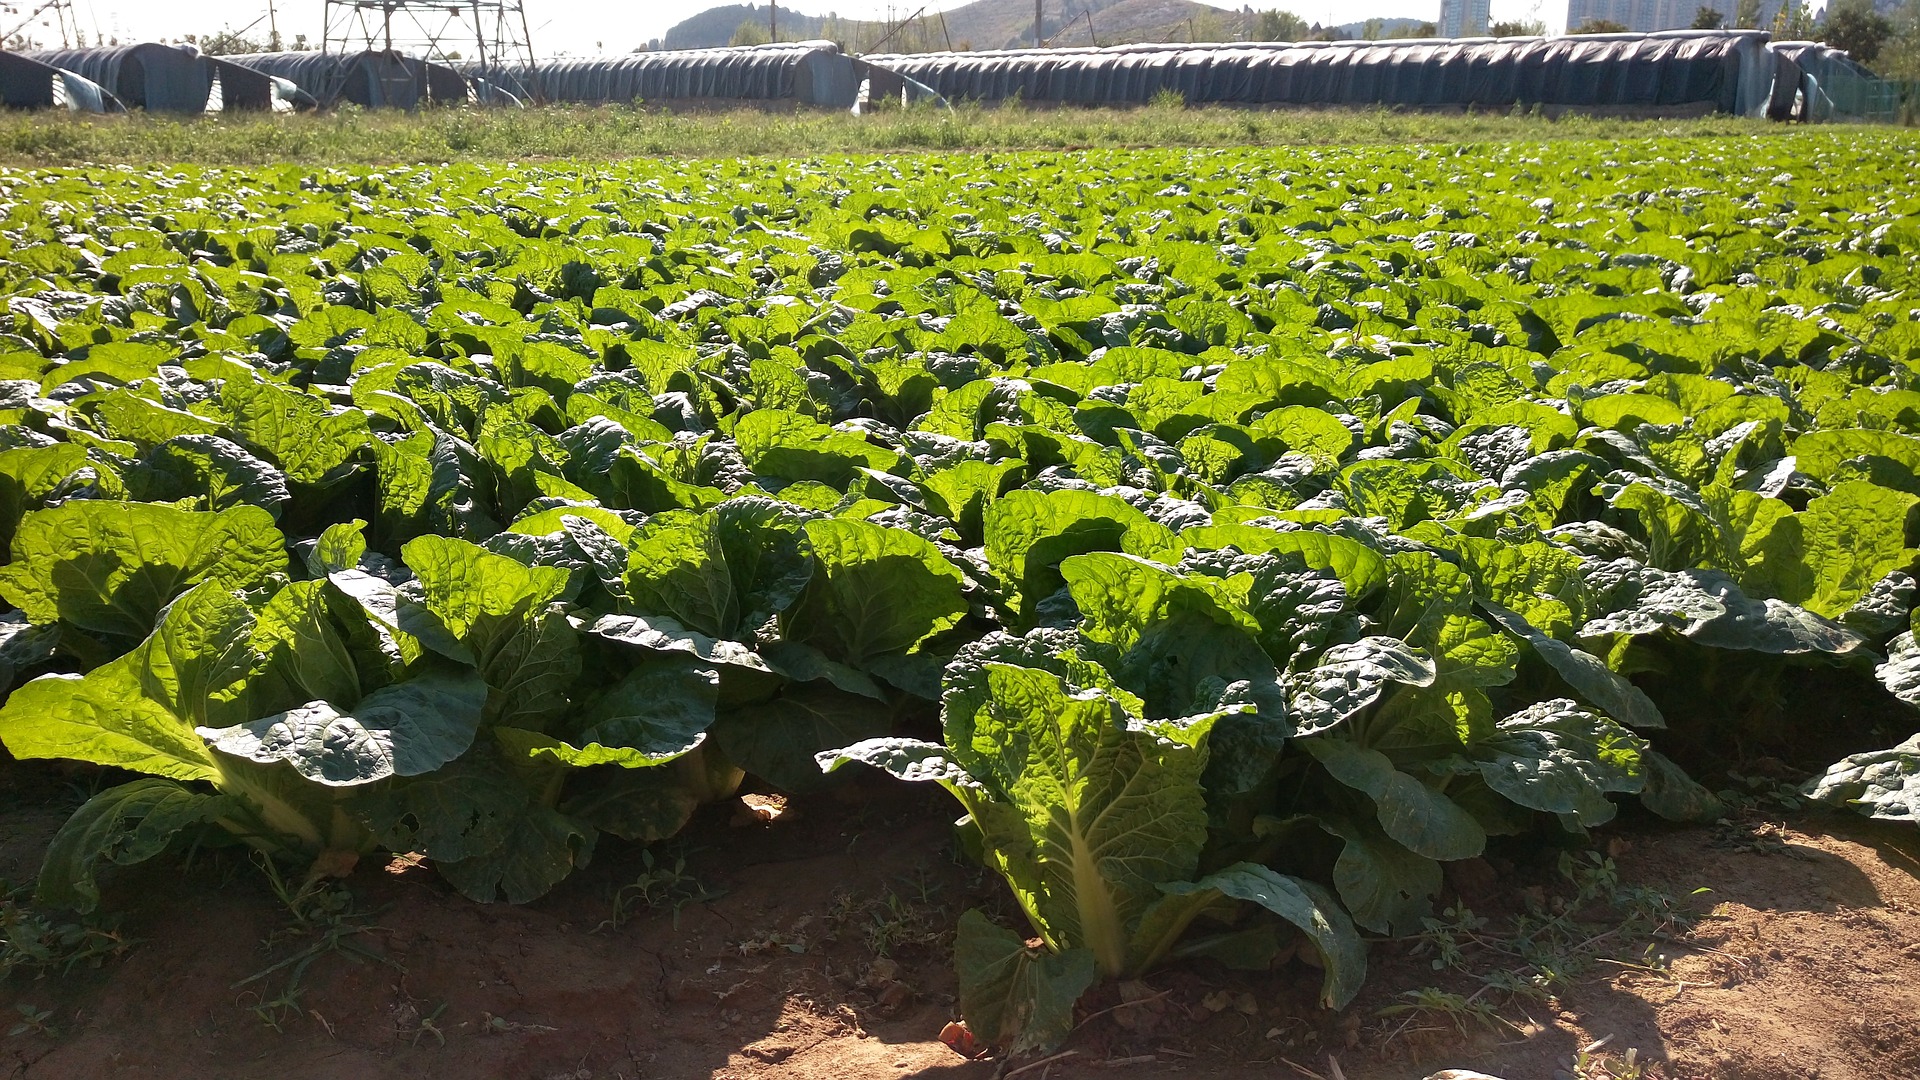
[[0, 31, 1894, 121]]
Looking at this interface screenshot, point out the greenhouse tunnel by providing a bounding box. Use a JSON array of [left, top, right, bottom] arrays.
[[865, 31, 1827, 118], [462, 40, 861, 108], [21, 42, 212, 112], [220, 50, 471, 109], [0, 51, 122, 112]]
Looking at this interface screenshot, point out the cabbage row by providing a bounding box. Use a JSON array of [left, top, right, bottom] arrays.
[[1, 134, 1918, 1050]]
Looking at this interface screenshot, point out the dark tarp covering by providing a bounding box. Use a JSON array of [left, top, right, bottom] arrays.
[[221, 50, 471, 109], [23, 43, 212, 113], [1768, 41, 1894, 121], [464, 41, 860, 107], [0, 51, 121, 112], [867, 30, 1774, 117], [205, 56, 318, 112]]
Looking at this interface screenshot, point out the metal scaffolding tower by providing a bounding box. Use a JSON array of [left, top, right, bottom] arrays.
[[323, 1, 537, 102], [1, 0, 80, 49]]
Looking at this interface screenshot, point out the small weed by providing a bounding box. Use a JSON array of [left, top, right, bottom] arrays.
[[1572, 1036, 1650, 1079], [1381, 849, 1704, 1047], [1376, 987, 1510, 1035], [234, 854, 398, 1032], [6, 1003, 57, 1039], [246, 983, 308, 1034], [825, 869, 952, 959], [0, 880, 133, 980], [595, 847, 719, 933], [1718, 770, 1807, 815], [401, 1001, 450, 1047]]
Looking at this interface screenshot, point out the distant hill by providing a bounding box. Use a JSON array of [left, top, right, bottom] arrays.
[[1334, 17, 1430, 37], [656, 0, 1260, 53]]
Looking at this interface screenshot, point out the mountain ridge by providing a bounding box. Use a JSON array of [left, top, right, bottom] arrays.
[[656, 0, 1259, 52]]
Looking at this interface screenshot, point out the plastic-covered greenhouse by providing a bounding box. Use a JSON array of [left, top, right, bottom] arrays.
[[220, 51, 470, 109], [1768, 40, 1898, 121], [867, 31, 1782, 116], [21, 43, 213, 113], [205, 56, 320, 112], [465, 40, 865, 108], [0, 51, 121, 112]]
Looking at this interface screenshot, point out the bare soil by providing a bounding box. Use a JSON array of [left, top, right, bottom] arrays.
[[3, 760, 1918, 1080]]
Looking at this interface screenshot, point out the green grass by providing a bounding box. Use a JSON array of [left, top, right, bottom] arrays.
[[0, 102, 1808, 166]]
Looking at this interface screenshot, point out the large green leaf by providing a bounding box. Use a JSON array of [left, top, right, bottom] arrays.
[[1789, 481, 1919, 619], [1287, 637, 1436, 737], [0, 582, 258, 782], [1060, 551, 1279, 722], [128, 435, 290, 518], [623, 496, 813, 641], [1158, 863, 1366, 1009], [198, 669, 488, 786], [946, 662, 1218, 977], [1481, 601, 1664, 730], [220, 377, 369, 487], [401, 535, 580, 728], [1317, 815, 1445, 937], [1804, 734, 1920, 823], [733, 408, 902, 486], [36, 777, 245, 912], [784, 518, 966, 665], [954, 910, 1097, 1056], [1468, 699, 1648, 826], [0, 501, 285, 643], [1180, 524, 1386, 601], [1300, 739, 1486, 861], [365, 742, 593, 904], [983, 488, 1177, 624], [0, 442, 95, 556], [515, 655, 719, 767]]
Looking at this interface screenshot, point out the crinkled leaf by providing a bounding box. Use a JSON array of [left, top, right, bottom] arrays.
[[0, 582, 258, 781], [521, 656, 718, 767], [1160, 863, 1365, 1009], [1287, 637, 1435, 737], [198, 669, 487, 787], [945, 663, 1218, 977], [1300, 739, 1486, 861], [1804, 734, 1920, 823], [36, 777, 244, 912], [128, 434, 289, 518], [0, 501, 285, 642], [954, 909, 1097, 1056], [400, 536, 579, 728], [1471, 699, 1647, 826], [785, 518, 966, 665], [984, 488, 1177, 624], [1481, 600, 1664, 730]]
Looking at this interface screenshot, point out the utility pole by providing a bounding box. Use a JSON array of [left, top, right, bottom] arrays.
[[771, 0, 777, 42], [267, 0, 280, 50], [1035, 0, 1043, 45]]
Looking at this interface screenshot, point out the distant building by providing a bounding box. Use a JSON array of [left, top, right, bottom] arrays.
[[1564, 0, 1741, 31], [1438, 0, 1491, 35]]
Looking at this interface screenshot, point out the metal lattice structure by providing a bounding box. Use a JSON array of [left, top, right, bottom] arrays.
[[322, 0, 536, 103], [1, 0, 81, 49]]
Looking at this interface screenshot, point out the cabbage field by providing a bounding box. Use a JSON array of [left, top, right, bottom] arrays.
[[1, 132, 1918, 1057]]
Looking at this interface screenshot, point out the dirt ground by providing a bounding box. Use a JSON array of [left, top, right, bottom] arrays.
[[3, 759, 1918, 1080]]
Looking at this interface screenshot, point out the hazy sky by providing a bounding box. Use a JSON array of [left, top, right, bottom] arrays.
[[17, 0, 1560, 56]]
